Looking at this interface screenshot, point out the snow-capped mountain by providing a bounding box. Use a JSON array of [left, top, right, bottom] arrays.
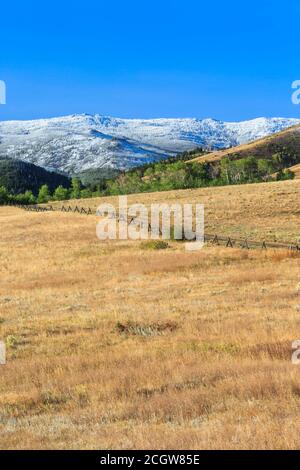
[[0, 114, 299, 174]]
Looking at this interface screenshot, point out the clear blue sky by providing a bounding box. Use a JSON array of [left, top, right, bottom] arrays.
[[1, 0, 300, 121]]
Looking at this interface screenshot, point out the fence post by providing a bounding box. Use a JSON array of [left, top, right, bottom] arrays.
[[212, 235, 219, 245], [242, 239, 249, 249], [226, 237, 233, 248]]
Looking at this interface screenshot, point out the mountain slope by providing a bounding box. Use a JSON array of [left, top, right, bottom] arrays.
[[0, 114, 299, 174], [188, 124, 300, 168], [287, 163, 300, 179], [0, 157, 70, 195]]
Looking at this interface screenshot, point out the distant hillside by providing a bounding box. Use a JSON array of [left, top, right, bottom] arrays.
[[96, 129, 299, 196], [0, 157, 71, 195], [74, 167, 120, 188], [0, 114, 299, 173], [188, 124, 300, 169]]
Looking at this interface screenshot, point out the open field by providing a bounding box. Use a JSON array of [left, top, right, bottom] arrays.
[[0, 179, 300, 449], [50, 179, 300, 243]]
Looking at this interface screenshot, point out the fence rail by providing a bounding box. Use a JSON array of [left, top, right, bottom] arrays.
[[4, 202, 300, 252]]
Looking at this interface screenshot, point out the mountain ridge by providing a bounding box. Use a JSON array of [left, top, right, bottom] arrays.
[[188, 123, 300, 166], [0, 114, 299, 174]]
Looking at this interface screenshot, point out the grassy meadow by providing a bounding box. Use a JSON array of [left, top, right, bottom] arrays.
[[0, 179, 300, 449]]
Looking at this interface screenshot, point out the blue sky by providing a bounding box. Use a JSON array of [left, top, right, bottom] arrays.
[[1, 0, 300, 121]]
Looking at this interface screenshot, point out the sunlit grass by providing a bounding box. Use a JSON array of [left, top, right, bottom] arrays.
[[0, 179, 300, 449]]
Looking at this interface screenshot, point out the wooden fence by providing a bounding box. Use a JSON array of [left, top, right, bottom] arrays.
[[5, 202, 300, 252]]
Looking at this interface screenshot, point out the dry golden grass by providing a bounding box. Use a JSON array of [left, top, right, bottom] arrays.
[[0, 180, 300, 449], [51, 178, 300, 242], [288, 163, 300, 179]]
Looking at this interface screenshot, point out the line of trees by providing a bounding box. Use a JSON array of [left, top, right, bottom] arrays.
[[0, 178, 102, 205], [100, 156, 295, 196], [0, 154, 296, 206]]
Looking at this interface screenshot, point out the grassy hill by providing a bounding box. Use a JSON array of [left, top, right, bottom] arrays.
[[50, 178, 300, 243], [287, 162, 300, 178], [92, 132, 298, 197], [188, 124, 300, 168], [0, 157, 71, 195]]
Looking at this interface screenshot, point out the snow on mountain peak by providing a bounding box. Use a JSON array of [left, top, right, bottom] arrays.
[[0, 114, 299, 174]]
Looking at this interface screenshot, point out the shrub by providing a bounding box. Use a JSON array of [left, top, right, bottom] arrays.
[[141, 240, 169, 250]]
